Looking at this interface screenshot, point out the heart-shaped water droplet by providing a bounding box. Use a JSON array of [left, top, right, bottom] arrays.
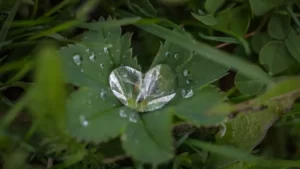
[[109, 64, 176, 112]]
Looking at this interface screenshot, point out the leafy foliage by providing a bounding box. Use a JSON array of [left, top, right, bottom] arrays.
[[1, 0, 300, 169]]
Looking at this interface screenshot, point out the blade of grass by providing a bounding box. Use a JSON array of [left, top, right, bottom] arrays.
[[40, 0, 74, 18], [198, 33, 239, 43], [78, 17, 141, 29], [11, 17, 54, 27], [287, 5, 300, 29], [136, 23, 274, 86], [186, 139, 300, 168], [0, 0, 20, 50], [27, 20, 81, 40]]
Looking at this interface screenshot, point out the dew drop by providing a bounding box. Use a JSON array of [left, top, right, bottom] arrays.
[[186, 79, 191, 84], [181, 89, 194, 98], [129, 113, 138, 123], [100, 63, 104, 69], [82, 120, 89, 127], [100, 89, 106, 99], [183, 69, 189, 77], [104, 38, 108, 43], [87, 100, 91, 105], [89, 52, 95, 62], [165, 52, 170, 57], [86, 48, 90, 52], [116, 49, 120, 53], [104, 47, 108, 54], [119, 109, 127, 118], [218, 123, 227, 137], [73, 55, 81, 66], [108, 32, 111, 35], [80, 69, 84, 72], [174, 53, 179, 60]]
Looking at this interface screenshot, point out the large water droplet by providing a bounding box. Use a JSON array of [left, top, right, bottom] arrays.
[[129, 113, 138, 123], [119, 109, 127, 118], [181, 89, 194, 98], [109, 64, 176, 112], [73, 55, 81, 66], [104, 47, 108, 54], [89, 52, 95, 62]]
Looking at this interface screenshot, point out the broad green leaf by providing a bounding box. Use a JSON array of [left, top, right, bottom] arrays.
[[267, 14, 290, 40], [174, 86, 227, 126], [182, 53, 229, 89], [136, 24, 274, 85], [214, 5, 250, 36], [127, 0, 156, 17], [222, 161, 287, 169], [59, 44, 111, 89], [205, 0, 226, 14], [66, 87, 128, 142], [122, 110, 173, 164], [28, 43, 66, 136], [250, 33, 272, 54], [210, 108, 281, 167], [259, 41, 294, 76], [235, 72, 265, 96], [284, 28, 300, 64], [191, 13, 217, 26], [249, 0, 287, 16]]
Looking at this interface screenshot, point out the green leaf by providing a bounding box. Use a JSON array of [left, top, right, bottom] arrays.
[[235, 72, 265, 96], [182, 53, 229, 88], [191, 13, 217, 26], [28, 42, 66, 136], [210, 108, 281, 167], [205, 0, 226, 14], [214, 5, 250, 36], [259, 41, 294, 76], [267, 14, 290, 40], [127, 0, 157, 17], [59, 17, 140, 88], [66, 87, 128, 142], [284, 28, 300, 64], [174, 86, 227, 126], [136, 23, 273, 85], [122, 110, 173, 164], [250, 33, 272, 54], [249, 0, 287, 16], [199, 33, 240, 44]]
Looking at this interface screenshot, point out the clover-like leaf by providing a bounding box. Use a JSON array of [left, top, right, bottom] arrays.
[[259, 41, 294, 76], [235, 72, 265, 96], [173, 85, 228, 126], [66, 87, 128, 142], [121, 109, 173, 164]]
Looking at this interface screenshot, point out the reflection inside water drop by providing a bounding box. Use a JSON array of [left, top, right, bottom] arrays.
[[129, 113, 138, 123], [119, 109, 127, 118], [73, 55, 81, 66], [181, 88, 194, 98]]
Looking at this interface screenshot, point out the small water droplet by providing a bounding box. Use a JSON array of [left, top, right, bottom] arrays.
[[100, 89, 106, 99], [165, 52, 170, 57], [89, 52, 95, 62], [181, 89, 194, 98], [119, 109, 127, 118], [82, 120, 89, 127], [116, 49, 120, 53], [80, 69, 84, 72], [108, 32, 111, 35], [186, 79, 191, 84], [110, 61, 114, 65], [129, 113, 138, 123], [183, 69, 189, 77], [174, 53, 179, 60], [88, 100, 91, 105], [104, 38, 108, 43], [218, 123, 226, 137], [86, 48, 90, 52], [84, 36, 87, 39], [100, 63, 104, 69], [73, 55, 81, 66], [104, 47, 108, 54], [79, 115, 89, 127], [112, 104, 117, 108]]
